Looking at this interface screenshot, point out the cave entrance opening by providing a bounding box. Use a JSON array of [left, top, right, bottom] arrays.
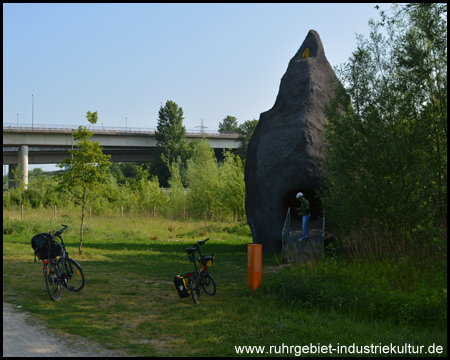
[[281, 188, 325, 262], [283, 188, 321, 230]]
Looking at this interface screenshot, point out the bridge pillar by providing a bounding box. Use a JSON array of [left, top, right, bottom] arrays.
[[18, 145, 29, 189]]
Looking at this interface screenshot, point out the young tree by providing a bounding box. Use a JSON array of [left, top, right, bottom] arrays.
[[137, 175, 168, 213], [386, 3, 447, 225], [322, 3, 447, 236], [167, 159, 187, 218], [109, 163, 126, 185], [218, 115, 239, 134], [7, 164, 26, 206], [219, 151, 245, 220], [154, 100, 189, 187], [57, 111, 111, 254], [185, 138, 220, 217]]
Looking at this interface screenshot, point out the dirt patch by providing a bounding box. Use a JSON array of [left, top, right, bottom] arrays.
[[3, 302, 127, 357]]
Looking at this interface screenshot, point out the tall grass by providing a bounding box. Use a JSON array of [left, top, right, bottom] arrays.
[[263, 256, 447, 329], [2, 202, 242, 223], [264, 225, 447, 330], [339, 226, 447, 262]]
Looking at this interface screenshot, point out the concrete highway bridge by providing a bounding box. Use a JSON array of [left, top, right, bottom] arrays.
[[3, 124, 239, 189]]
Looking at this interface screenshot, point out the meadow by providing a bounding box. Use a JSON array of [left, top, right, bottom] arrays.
[[3, 208, 447, 357]]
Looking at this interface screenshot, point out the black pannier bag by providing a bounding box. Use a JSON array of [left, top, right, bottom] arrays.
[[198, 254, 215, 267], [31, 233, 61, 261], [173, 274, 190, 298]]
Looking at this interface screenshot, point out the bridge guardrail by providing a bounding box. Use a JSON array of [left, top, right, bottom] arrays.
[[3, 123, 239, 137]]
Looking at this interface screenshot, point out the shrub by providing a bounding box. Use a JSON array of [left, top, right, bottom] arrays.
[[3, 217, 26, 235]]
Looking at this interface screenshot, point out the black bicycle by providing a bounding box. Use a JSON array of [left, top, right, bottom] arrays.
[[185, 238, 216, 303], [32, 225, 85, 301]]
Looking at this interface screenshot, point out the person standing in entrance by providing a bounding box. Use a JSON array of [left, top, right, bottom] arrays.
[[296, 192, 310, 241]]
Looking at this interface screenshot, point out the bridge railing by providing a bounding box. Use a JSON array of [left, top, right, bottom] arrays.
[[3, 123, 239, 137]]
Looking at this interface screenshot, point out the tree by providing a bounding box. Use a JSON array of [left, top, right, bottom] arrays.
[[137, 175, 168, 213], [167, 159, 187, 218], [219, 151, 245, 220], [218, 115, 239, 134], [109, 163, 126, 185], [7, 163, 26, 206], [154, 100, 189, 187], [386, 3, 447, 225], [236, 119, 259, 162], [322, 3, 447, 237], [185, 138, 220, 217], [57, 111, 111, 254]]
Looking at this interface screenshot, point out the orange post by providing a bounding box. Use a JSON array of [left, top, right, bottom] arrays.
[[247, 244, 262, 291]]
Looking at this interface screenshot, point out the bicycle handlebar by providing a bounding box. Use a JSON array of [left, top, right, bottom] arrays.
[[197, 238, 210, 245], [185, 238, 210, 252], [54, 224, 68, 237]]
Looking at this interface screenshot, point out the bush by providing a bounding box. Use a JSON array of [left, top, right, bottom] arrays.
[[3, 217, 26, 235], [223, 222, 252, 237]]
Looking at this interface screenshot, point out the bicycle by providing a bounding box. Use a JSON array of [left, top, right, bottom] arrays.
[[32, 225, 85, 301], [184, 238, 216, 303]]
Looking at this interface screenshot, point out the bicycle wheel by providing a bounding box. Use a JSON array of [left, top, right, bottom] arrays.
[[57, 257, 85, 292], [189, 274, 201, 303], [45, 260, 62, 301], [201, 272, 216, 296]]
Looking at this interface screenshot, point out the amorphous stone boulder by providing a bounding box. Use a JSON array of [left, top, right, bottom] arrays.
[[245, 30, 338, 253]]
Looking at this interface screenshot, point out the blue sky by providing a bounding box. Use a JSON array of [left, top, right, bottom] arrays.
[[3, 3, 390, 171]]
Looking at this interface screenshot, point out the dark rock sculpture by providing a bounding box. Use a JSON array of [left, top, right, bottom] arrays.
[[245, 30, 338, 253]]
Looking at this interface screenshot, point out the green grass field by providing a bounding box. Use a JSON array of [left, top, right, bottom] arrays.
[[3, 210, 447, 357]]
